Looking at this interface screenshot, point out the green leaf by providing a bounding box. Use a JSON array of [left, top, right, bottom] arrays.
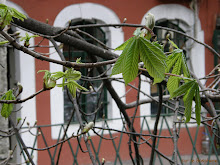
[[181, 52, 190, 78], [167, 58, 182, 96], [168, 39, 179, 49], [76, 57, 82, 64], [64, 68, 81, 81], [38, 70, 52, 80], [0, 5, 26, 29], [165, 50, 181, 73], [122, 38, 139, 85], [140, 37, 166, 61], [111, 37, 135, 75], [195, 85, 201, 125], [183, 82, 197, 123], [68, 80, 88, 91], [152, 41, 164, 52], [0, 4, 8, 10], [51, 71, 65, 80], [1, 90, 15, 118], [0, 40, 9, 45], [115, 37, 134, 51], [67, 82, 77, 98], [166, 48, 191, 95], [66, 80, 88, 98], [171, 80, 195, 98], [139, 38, 165, 84], [9, 7, 27, 21]]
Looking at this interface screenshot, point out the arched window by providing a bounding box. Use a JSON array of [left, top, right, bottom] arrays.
[[63, 19, 108, 122]]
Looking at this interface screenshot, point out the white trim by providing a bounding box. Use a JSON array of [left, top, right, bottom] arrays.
[[6, 1, 37, 164], [140, 4, 205, 129], [50, 3, 125, 139]]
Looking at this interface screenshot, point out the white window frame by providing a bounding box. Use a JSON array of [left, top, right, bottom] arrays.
[[140, 4, 205, 129], [50, 3, 125, 139]]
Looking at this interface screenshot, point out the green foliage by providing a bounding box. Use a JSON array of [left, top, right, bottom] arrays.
[[0, 4, 26, 29], [38, 68, 87, 97], [171, 80, 201, 125], [0, 89, 16, 118], [0, 40, 9, 45], [166, 47, 190, 97], [112, 25, 201, 125], [20, 32, 39, 47], [111, 35, 166, 85], [38, 70, 56, 90]]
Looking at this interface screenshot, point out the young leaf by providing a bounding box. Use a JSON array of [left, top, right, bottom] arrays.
[[67, 81, 77, 98], [122, 38, 139, 85], [195, 85, 201, 125], [115, 37, 134, 51], [167, 58, 182, 96], [183, 82, 197, 123], [165, 50, 181, 73], [140, 37, 166, 61], [139, 38, 166, 84], [181, 53, 190, 78], [51, 71, 65, 80], [64, 69, 81, 81], [66, 80, 88, 98], [111, 37, 135, 76], [0, 4, 26, 29], [168, 38, 179, 49], [166, 49, 191, 95], [0, 40, 9, 45], [68, 80, 88, 91], [171, 80, 195, 98], [0, 89, 16, 118], [10, 7, 27, 21]]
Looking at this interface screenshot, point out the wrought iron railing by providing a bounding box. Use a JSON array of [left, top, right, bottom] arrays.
[[17, 115, 220, 165]]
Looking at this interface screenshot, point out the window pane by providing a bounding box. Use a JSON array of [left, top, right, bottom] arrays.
[[63, 19, 108, 123]]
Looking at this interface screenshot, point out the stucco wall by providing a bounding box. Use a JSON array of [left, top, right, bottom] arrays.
[[0, 34, 9, 160]]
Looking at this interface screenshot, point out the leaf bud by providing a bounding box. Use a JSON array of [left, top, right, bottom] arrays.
[[82, 122, 94, 133], [44, 78, 56, 90], [102, 158, 105, 164], [145, 13, 155, 30]]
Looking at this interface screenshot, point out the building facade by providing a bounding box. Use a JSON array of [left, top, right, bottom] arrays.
[[1, 0, 219, 164]]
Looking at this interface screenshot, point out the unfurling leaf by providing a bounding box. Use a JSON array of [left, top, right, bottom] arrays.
[[0, 40, 9, 45], [20, 32, 39, 47], [0, 4, 26, 29], [195, 86, 201, 125], [64, 68, 81, 81], [0, 89, 16, 118], [44, 78, 56, 90], [166, 49, 190, 95], [66, 80, 88, 98], [38, 70, 56, 90]]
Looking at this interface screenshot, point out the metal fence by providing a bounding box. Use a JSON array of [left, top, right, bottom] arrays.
[[18, 115, 220, 165]]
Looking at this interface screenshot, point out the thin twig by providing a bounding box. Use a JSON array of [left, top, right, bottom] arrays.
[[9, 117, 35, 165], [173, 101, 179, 165], [149, 83, 163, 165], [72, 98, 96, 165]]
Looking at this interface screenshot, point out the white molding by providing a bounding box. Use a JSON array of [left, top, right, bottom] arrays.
[[50, 3, 124, 139], [140, 4, 205, 129], [6, 1, 37, 164]]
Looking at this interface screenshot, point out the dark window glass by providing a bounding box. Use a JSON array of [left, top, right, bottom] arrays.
[[63, 19, 108, 122]]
